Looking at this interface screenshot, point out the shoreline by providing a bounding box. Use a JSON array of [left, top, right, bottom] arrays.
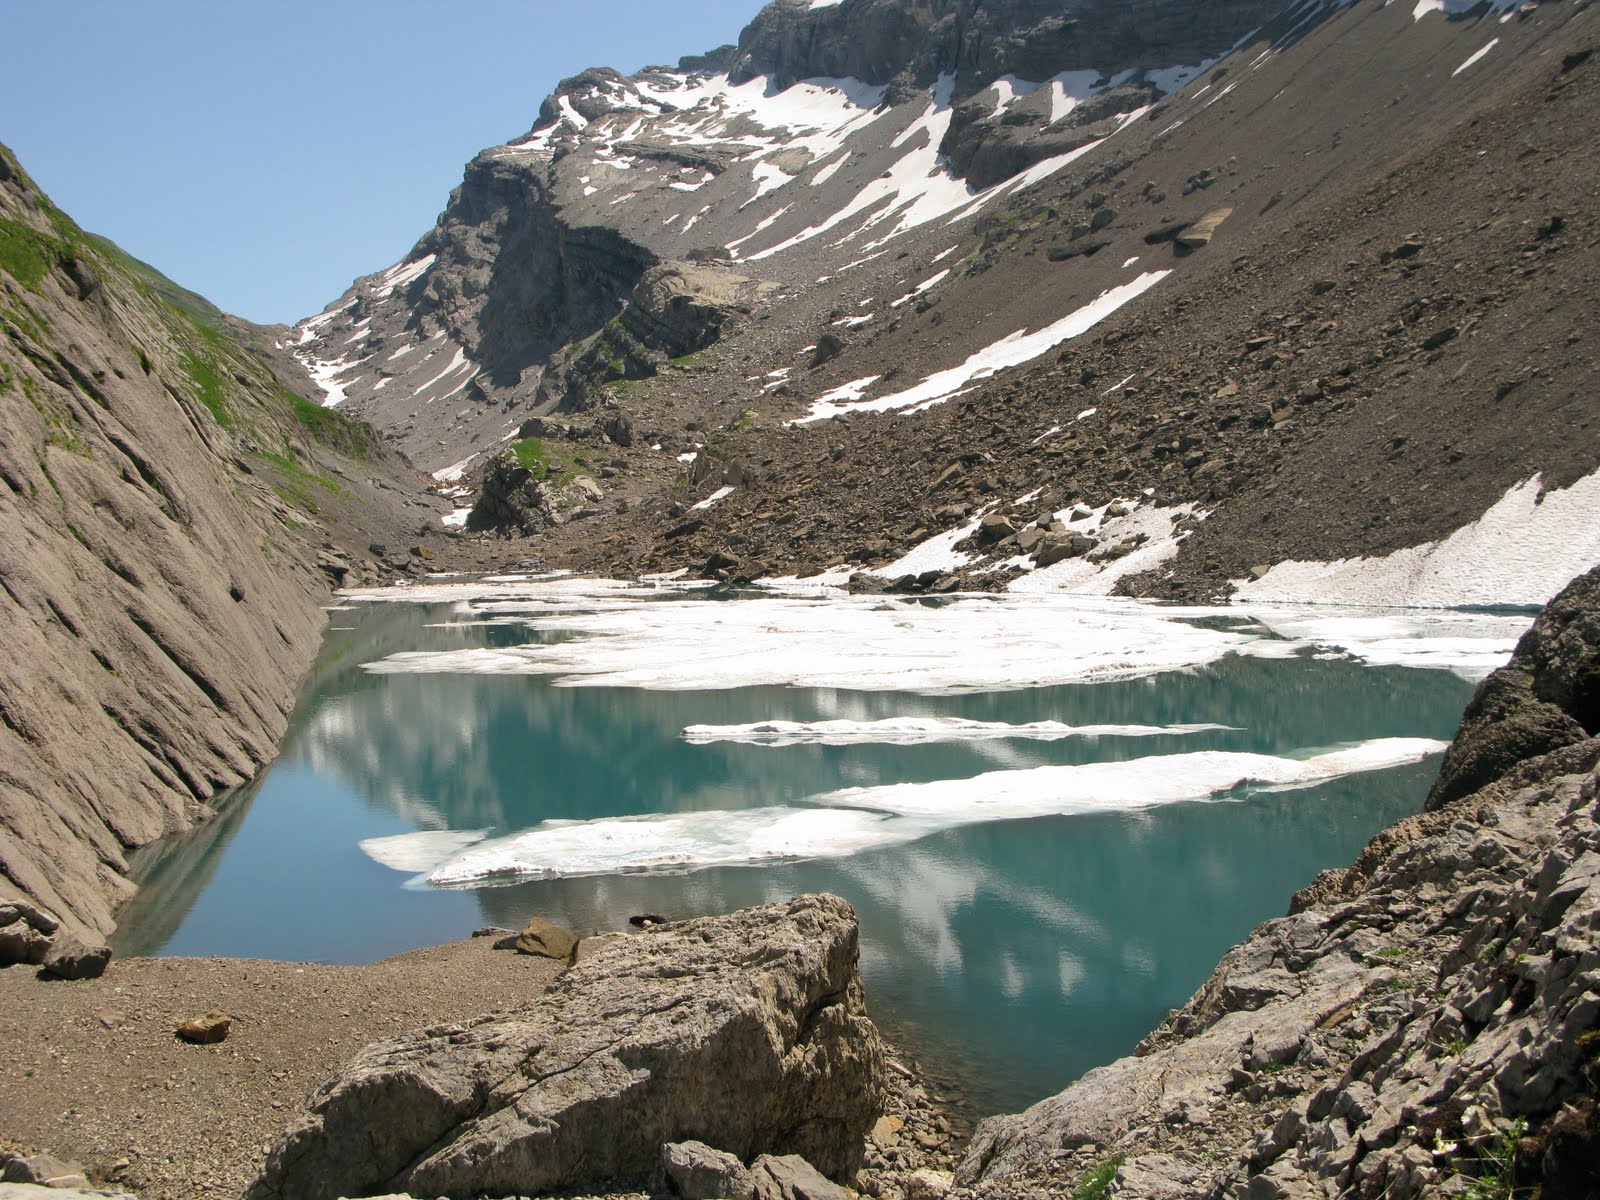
[[0, 929, 970, 1200]]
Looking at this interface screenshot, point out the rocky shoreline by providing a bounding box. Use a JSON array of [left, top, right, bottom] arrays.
[[2, 567, 1597, 1200]]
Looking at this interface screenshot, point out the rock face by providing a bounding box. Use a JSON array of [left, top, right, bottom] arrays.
[[0, 145, 413, 939], [247, 894, 886, 1200], [954, 567, 1600, 1199], [729, 0, 1281, 98], [290, 0, 1298, 474]]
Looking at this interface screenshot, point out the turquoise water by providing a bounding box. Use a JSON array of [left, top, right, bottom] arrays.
[[115, 592, 1475, 1117]]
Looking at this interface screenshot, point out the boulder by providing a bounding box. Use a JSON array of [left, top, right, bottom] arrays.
[[1428, 565, 1600, 808], [750, 1154, 851, 1200], [512, 915, 579, 961], [1034, 533, 1096, 568], [0, 904, 55, 968], [40, 934, 112, 980], [976, 514, 1017, 546], [0, 1152, 91, 1189], [1175, 207, 1233, 249], [662, 1140, 756, 1199], [247, 895, 886, 1200]]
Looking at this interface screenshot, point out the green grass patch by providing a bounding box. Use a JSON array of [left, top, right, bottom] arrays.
[[1072, 1156, 1125, 1200], [283, 386, 379, 458], [0, 218, 57, 290], [509, 436, 595, 484], [260, 447, 350, 516], [180, 350, 232, 427]]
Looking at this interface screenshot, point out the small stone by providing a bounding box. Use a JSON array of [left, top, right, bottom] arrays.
[[871, 1115, 904, 1145], [513, 915, 580, 961], [176, 1011, 233, 1044]]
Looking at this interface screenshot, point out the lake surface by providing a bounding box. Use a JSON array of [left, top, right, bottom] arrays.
[[114, 578, 1508, 1117]]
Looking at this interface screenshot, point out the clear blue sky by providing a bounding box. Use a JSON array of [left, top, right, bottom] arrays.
[[0, 1, 769, 326]]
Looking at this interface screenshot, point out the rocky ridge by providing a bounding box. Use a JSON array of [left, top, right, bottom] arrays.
[[953, 566, 1600, 1199], [465, 0, 1600, 604], [292, 0, 1290, 476], [0, 145, 438, 940]]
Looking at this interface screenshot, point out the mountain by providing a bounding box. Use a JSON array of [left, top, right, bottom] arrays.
[[293, 0, 1599, 605], [0, 145, 441, 938]]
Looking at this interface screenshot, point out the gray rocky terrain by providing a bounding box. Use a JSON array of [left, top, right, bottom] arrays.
[[248, 894, 885, 1200], [0, 146, 443, 941], [953, 566, 1600, 1199]]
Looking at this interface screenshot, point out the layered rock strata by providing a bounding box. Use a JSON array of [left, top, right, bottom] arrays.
[[248, 894, 887, 1200], [956, 567, 1600, 1199]]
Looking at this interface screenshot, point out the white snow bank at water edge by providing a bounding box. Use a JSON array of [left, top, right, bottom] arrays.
[[1233, 469, 1600, 609], [681, 717, 1238, 747], [1241, 606, 1532, 682], [367, 738, 1447, 886], [359, 591, 1285, 693], [345, 575, 1533, 688]]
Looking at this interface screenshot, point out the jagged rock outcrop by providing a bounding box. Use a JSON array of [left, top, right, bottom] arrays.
[[247, 894, 887, 1200], [291, 0, 1306, 476], [0, 144, 416, 939], [955, 567, 1600, 1199], [1427, 569, 1600, 809], [728, 0, 1282, 99]]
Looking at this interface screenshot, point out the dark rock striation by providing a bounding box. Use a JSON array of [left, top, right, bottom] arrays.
[[0, 144, 421, 939], [728, 0, 1282, 99], [247, 894, 886, 1200]]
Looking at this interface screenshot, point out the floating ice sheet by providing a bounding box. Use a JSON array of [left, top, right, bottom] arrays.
[[681, 717, 1238, 747], [381, 737, 1447, 886], [359, 590, 1276, 693]]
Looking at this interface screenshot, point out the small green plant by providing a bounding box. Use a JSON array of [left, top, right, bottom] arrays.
[[1376, 947, 1409, 959], [1461, 1118, 1526, 1200], [1440, 1037, 1471, 1055], [1071, 1156, 1125, 1200]]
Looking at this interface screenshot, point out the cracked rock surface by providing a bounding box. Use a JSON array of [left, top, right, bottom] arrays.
[[953, 567, 1600, 1199], [247, 894, 886, 1200]]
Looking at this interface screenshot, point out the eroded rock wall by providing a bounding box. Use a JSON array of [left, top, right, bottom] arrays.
[[957, 567, 1600, 1199], [0, 146, 404, 938]]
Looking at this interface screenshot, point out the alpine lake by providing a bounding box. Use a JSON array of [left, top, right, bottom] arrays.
[[113, 576, 1516, 1119]]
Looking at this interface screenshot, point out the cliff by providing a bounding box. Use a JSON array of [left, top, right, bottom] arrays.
[[956, 566, 1600, 1198], [0, 145, 430, 939]]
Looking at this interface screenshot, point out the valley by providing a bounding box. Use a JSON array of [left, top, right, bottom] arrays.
[[2, 0, 1599, 1198]]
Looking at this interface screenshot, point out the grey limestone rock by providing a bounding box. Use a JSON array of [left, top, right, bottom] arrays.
[[40, 933, 112, 980], [749, 1154, 852, 1200], [248, 894, 886, 1200], [662, 1140, 757, 1199]]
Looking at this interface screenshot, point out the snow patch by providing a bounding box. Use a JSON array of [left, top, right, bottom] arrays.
[[1233, 470, 1600, 609]]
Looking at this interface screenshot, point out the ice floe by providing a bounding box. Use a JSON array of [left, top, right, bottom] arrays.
[[372, 737, 1447, 886], [681, 717, 1237, 747]]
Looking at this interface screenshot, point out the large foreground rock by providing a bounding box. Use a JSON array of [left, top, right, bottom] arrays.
[[248, 894, 886, 1200]]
